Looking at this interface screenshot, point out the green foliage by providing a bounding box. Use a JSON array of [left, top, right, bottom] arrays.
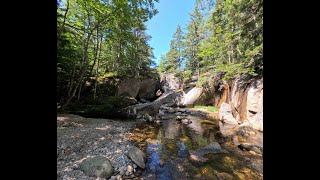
[[159, 25, 184, 73], [182, 70, 193, 82], [183, 1, 205, 74], [197, 0, 263, 80], [57, 0, 160, 108], [194, 105, 218, 112], [196, 75, 207, 87], [161, 0, 263, 81], [157, 54, 167, 73]]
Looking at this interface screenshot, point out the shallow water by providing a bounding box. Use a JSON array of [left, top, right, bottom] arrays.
[[129, 109, 263, 180]]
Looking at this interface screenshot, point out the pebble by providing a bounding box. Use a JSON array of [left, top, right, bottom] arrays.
[[119, 168, 125, 175], [127, 164, 133, 173], [116, 175, 122, 180]]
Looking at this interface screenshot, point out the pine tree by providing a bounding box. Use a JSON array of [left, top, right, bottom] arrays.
[[183, 1, 205, 81]]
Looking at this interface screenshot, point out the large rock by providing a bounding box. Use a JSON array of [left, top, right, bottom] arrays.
[[79, 156, 113, 178], [246, 79, 263, 131], [182, 87, 203, 106], [117, 78, 141, 98], [248, 111, 263, 131], [193, 77, 218, 106], [127, 146, 146, 169], [144, 113, 153, 122], [161, 73, 183, 92], [218, 121, 238, 137], [137, 78, 159, 100], [229, 77, 249, 122], [218, 102, 238, 125], [118, 78, 160, 100], [189, 142, 226, 157]]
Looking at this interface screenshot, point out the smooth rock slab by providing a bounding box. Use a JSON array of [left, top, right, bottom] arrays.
[[79, 156, 113, 179], [127, 146, 146, 169]]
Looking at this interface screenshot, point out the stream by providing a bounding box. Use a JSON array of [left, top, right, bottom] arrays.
[[128, 107, 263, 180]]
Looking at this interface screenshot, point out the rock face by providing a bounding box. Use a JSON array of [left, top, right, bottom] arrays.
[[183, 75, 198, 93], [246, 79, 263, 131], [127, 146, 146, 169], [160, 73, 183, 92], [138, 78, 159, 100], [218, 102, 239, 125], [194, 76, 263, 131], [230, 77, 249, 122], [193, 75, 224, 106], [79, 156, 113, 179], [248, 111, 263, 131], [182, 87, 203, 107], [117, 77, 160, 101], [117, 78, 141, 98], [195, 76, 263, 132]]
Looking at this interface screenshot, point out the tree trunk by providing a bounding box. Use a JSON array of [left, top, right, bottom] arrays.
[[79, 28, 100, 99], [93, 34, 103, 100], [61, 30, 92, 110], [62, 0, 69, 31], [67, 63, 77, 96], [197, 57, 200, 82]]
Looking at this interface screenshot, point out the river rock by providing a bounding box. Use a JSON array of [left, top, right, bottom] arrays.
[[155, 120, 162, 124], [158, 110, 165, 116], [236, 125, 257, 137], [127, 164, 133, 173], [214, 170, 233, 180], [181, 119, 192, 124], [189, 153, 209, 164], [79, 156, 113, 179], [116, 175, 122, 180], [190, 142, 226, 157], [219, 102, 238, 125], [119, 167, 125, 175], [144, 113, 153, 122], [160, 105, 170, 110], [127, 146, 146, 169], [238, 143, 262, 154]]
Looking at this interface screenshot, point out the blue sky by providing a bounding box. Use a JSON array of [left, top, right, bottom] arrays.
[[146, 0, 196, 66]]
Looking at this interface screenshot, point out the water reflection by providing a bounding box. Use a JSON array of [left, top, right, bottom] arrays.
[[129, 110, 263, 180]]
